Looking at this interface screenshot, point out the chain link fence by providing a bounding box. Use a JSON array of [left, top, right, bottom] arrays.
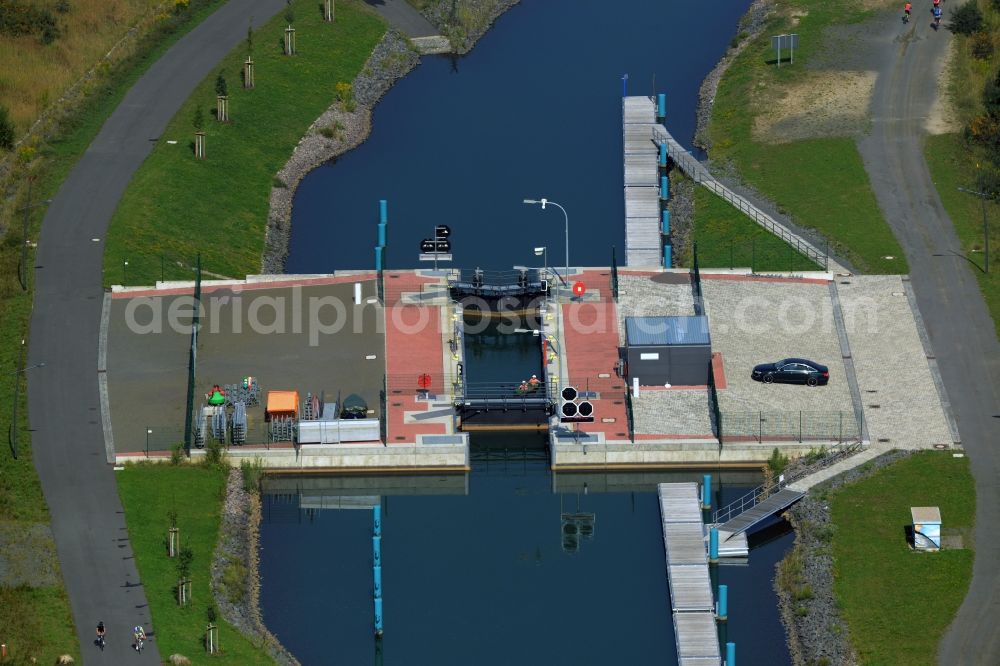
[[719, 410, 861, 444]]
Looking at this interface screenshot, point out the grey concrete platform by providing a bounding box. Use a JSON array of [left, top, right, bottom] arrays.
[[107, 279, 383, 452], [701, 277, 853, 416]]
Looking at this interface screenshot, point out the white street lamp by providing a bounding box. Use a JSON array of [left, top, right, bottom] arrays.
[[524, 198, 569, 279]]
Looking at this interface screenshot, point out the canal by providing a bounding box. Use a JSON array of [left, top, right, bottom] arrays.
[[285, 0, 753, 273], [266, 0, 794, 663], [259, 457, 793, 666]]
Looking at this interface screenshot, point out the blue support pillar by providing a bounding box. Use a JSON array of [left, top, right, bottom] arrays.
[[374, 565, 382, 598], [657, 93, 666, 120], [373, 504, 382, 536], [709, 527, 719, 563], [659, 142, 667, 168], [661, 210, 671, 236], [375, 246, 383, 271], [726, 642, 735, 666], [702, 473, 712, 510], [374, 598, 384, 636], [660, 175, 670, 201], [378, 223, 386, 247], [373, 536, 381, 565], [718, 584, 728, 622], [379, 199, 387, 225], [663, 245, 672, 268]]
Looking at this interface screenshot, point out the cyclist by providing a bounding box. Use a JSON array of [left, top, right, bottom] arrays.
[[95, 621, 106, 650], [903, 2, 911, 22], [133, 625, 146, 652], [933, 5, 942, 26]]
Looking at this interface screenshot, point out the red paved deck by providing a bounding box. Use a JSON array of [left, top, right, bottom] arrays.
[[384, 272, 449, 444], [560, 272, 630, 440]]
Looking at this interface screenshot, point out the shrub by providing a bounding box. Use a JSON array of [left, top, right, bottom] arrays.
[[0, 2, 61, 43], [272, 176, 287, 188], [176, 546, 194, 578], [950, 3, 984, 36], [971, 32, 994, 60], [203, 438, 224, 466], [170, 443, 185, 465], [191, 104, 204, 131], [240, 458, 264, 494], [221, 560, 248, 604], [215, 72, 228, 97], [0, 105, 14, 150], [768, 447, 789, 475]]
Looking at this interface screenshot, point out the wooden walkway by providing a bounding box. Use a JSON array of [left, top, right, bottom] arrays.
[[623, 95, 850, 274], [622, 96, 663, 267], [658, 482, 721, 665], [717, 487, 805, 539]]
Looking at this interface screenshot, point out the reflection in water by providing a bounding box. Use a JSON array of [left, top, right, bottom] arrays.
[[258, 444, 793, 666]]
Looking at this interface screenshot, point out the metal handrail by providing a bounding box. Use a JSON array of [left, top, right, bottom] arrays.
[[651, 126, 828, 270], [711, 440, 863, 524]]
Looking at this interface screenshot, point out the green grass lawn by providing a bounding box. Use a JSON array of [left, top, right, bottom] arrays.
[[102, 0, 386, 286], [690, 185, 822, 271], [117, 464, 274, 664], [829, 451, 974, 665], [706, 0, 907, 274]]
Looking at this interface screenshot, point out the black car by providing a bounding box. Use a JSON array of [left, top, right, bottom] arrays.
[[751, 358, 829, 386]]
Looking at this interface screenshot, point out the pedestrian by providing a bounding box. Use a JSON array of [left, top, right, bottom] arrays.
[[903, 1, 911, 22], [528, 374, 541, 389]]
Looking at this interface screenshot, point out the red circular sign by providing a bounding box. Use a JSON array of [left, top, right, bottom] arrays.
[[417, 373, 432, 390], [572, 281, 587, 297]]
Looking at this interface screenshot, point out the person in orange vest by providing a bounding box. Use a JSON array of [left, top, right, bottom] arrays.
[[527, 374, 541, 390], [517, 380, 529, 394]]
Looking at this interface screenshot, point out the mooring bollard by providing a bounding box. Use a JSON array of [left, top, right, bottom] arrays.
[[718, 584, 728, 622], [702, 474, 712, 510], [659, 142, 667, 168], [726, 641, 735, 666], [657, 92, 666, 120], [709, 527, 719, 563]]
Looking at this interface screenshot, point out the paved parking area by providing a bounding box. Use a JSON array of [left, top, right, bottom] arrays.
[[700, 276, 854, 417], [837, 275, 954, 448], [633, 389, 714, 437], [107, 278, 383, 452]]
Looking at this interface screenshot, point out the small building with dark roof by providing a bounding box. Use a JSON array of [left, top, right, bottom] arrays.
[[624, 315, 711, 386]]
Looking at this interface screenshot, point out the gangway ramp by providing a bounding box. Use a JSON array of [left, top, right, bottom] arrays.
[[658, 483, 721, 665], [716, 487, 804, 540]]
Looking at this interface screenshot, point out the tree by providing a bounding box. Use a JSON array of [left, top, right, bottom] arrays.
[[246, 19, 254, 55], [192, 104, 204, 131], [284, 0, 294, 25], [215, 72, 228, 97], [950, 3, 984, 36], [0, 105, 14, 150]]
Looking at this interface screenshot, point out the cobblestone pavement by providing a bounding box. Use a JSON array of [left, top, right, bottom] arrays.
[[615, 273, 696, 342], [633, 389, 714, 436], [837, 275, 954, 449], [701, 278, 853, 415]]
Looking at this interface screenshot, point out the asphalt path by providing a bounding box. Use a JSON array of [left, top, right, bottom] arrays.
[[26, 1, 286, 662], [856, 12, 1000, 663], [364, 0, 438, 36]]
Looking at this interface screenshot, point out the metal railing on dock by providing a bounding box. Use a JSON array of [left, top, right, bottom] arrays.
[[650, 121, 844, 274]]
